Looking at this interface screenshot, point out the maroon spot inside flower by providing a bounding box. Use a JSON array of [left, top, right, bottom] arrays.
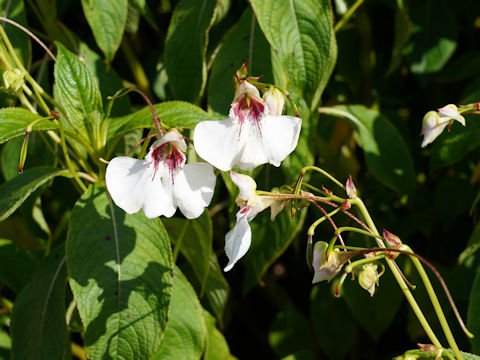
[[150, 142, 185, 183], [231, 95, 265, 137]]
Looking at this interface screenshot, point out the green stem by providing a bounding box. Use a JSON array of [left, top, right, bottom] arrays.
[[307, 207, 342, 236], [334, 0, 365, 32], [301, 165, 346, 190], [351, 197, 443, 349], [344, 254, 385, 273], [335, 226, 384, 241]]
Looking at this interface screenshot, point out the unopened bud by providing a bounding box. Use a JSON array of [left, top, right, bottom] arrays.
[[18, 131, 30, 174], [341, 200, 351, 210], [346, 175, 357, 199], [3, 69, 24, 92], [383, 229, 402, 248], [358, 263, 380, 297], [263, 87, 284, 116]]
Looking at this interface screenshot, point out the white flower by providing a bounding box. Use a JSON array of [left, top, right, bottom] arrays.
[[105, 129, 216, 219], [224, 171, 280, 271], [421, 104, 465, 147], [193, 81, 301, 171]]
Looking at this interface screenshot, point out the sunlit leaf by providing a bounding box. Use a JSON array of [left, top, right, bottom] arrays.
[[204, 311, 235, 360], [81, 0, 127, 61], [153, 266, 206, 359], [66, 185, 173, 359], [0, 108, 57, 144], [0, 167, 69, 222], [10, 247, 67, 360]]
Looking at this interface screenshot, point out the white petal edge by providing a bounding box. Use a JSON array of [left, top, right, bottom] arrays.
[[194, 119, 245, 172], [224, 210, 252, 271], [172, 162, 216, 219], [141, 163, 177, 218], [259, 115, 302, 166], [230, 171, 257, 203]]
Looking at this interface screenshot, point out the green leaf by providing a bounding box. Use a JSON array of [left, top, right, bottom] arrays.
[[268, 302, 312, 358], [310, 284, 354, 360], [163, 211, 212, 296], [66, 185, 173, 359], [0, 108, 57, 144], [243, 208, 307, 293], [343, 266, 403, 341], [208, 8, 273, 115], [0, 0, 31, 66], [0, 238, 36, 293], [468, 269, 480, 354], [322, 105, 416, 194], [386, 3, 411, 76], [203, 311, 235, 360], [163, 213, 229, 324], [54, 42, 104, 147], [78, 42, 130, 117], [153, 266, 206, 359], [81, 0, 127, 61], [0, 166, 69, 222], [10, 247, 67, 360], [250, 0, 337, 112], [164, 0, 216, 102], [107, 101, 214, 140], [405, 0, 457, 75]]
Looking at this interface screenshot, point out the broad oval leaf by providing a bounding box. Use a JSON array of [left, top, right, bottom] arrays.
[[203, 311, 234, 360], [0, 108, 58, 144], [320, 105, 416, 194], [81, 0, 127, 61], [54, 42, 104, 148], [107, 101, 215, 140], [0, 167, 69, 222], [250, 0, 337, 112], [10, 247, 67, 360], [164, 0, 216, 102], [208, 8, 273, 115], [66, 185, 173, 359], [153, 266, 207, 359]]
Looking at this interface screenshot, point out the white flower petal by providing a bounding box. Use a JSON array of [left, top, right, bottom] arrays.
[[153, 128, 187, 152], [224, 210, 252, 271], [230, 171, 257, 204], [194, 119, 245, 171], [141, 166, 177, 218], [172, 162, 216, 219], [259, 115, 302, 166], [106, 156, 150, 214], [421, 122, 448, 147]]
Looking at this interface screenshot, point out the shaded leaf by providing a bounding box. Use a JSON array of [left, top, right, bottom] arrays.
[[81, 0, 127, 61], [10, 247, 67, 360], [0, 0, 31, 66], [0, 238, 36, 293], [321, 105, 416, 194], [153, 266, 206, 359], [164, 0, 216, 101], [208, 8, 273, 115], [468, 269, 480, 354], [0, 167, 69, 222], [386, 3, 411, 76], [107, 101, 214, 140], [54, 42, 104, 147], [66, 185, 173, 359], [0, 108, 57, 144]]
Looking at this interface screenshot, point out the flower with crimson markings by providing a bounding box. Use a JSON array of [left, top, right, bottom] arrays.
[[106, 129, 216, 219], [193, 81, 301, 171], [223, 171, 283, 271]]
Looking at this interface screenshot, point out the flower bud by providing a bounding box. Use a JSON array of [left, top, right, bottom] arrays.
[[383, 229, 402, 248], [358, 263, 380, 296], [346, 175, 357, 199], [263, 87, 285, 116], [3, 69, 24, 92], [421, 105, 466, 147], [312, 241, 352, 284]]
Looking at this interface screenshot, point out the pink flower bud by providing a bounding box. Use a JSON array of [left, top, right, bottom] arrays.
[[346, 175, 357, 199]]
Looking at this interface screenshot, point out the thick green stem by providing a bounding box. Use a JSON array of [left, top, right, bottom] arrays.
[[352, 198, 443, 349], [334, 0, 365, 32]]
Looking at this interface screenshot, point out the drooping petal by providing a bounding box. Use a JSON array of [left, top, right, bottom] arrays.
[[230, 171, 257, 205], [438, 104, 465, 125], [172, 162, 216, 219], [224, 210, 252, 271], [420, 111, 448, 148], [106, 157, 177, 218], [194, 118, 246, 171], [106, 156, 151, 214], [258, 115, 301, 167]]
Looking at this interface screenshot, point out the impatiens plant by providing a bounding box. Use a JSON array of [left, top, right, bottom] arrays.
[[3, 1, 480, 360]]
